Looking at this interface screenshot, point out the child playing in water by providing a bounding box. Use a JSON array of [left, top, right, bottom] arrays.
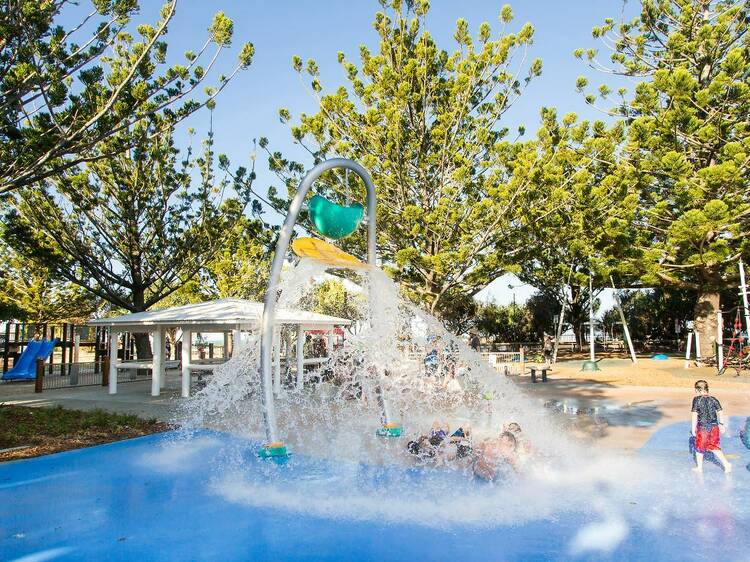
[[741, 417, 750, 450], [691, 380, 732, 473], [472, 431, 519, 481]]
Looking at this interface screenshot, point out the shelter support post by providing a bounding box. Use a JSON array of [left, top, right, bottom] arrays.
[[152, 326, 164, 396], [327, 328, 334, 356], [296, 325, 305, 390], [232, 328, 241, 357], [109, 328, 119, 394], [182, 329, 192, 398]]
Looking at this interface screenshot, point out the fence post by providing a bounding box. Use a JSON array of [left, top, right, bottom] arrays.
[[34, 358, 44, 393], [61, 324, 67, 373], [94, 327, 101, 372], [102, 357, 110, 387], [520, 346, 526, 376], [2, 321, 10, 373]]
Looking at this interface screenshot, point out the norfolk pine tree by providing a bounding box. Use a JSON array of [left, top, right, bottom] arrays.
[[517, 108, 639, 348], [0, 1, 254, 193], [578, 0, 750, 356], [261, 1, 546, 321]]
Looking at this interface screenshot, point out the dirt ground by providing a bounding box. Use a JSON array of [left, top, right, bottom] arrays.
[[0, 405, 170, 462], [551, 356, 750, 389]]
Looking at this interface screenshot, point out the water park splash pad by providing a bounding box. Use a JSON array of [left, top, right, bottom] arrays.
[[2, 159, 750, 561]]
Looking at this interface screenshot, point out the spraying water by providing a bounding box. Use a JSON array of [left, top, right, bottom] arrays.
[[158, 256, 750, 558], [181, 258, 571, 463]]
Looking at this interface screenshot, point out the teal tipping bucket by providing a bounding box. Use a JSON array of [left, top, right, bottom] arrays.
[[308, 195, 364, 239]]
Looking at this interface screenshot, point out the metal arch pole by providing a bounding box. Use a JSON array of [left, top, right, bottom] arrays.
[[259, 158, 377, 444]]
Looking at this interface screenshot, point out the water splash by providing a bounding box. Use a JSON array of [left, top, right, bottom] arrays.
[[180, 259, 572, 464], [171, 258, 748, 540]]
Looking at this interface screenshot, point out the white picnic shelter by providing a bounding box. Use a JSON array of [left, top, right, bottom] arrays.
[[88, 298, 351, 398]]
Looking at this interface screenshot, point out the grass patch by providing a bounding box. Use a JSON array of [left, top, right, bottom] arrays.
[[0, 405, 170, 462]]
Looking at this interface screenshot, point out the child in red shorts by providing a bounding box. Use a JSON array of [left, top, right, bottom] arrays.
[[691, 380, 731, 473]]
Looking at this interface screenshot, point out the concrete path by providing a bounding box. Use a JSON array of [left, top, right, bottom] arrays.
[[0, 376, 184, 421]]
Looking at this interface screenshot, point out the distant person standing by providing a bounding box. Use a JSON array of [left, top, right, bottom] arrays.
[[469, 333, 481, 352], [543, 332, 553, 366]]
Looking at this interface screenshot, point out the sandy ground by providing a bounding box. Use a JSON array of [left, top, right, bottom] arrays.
[[518, 356, 750, 449], [552, 356, 750, 389]]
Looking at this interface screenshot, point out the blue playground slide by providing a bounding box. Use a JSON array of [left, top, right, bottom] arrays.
[[1, 339, 59, 380]]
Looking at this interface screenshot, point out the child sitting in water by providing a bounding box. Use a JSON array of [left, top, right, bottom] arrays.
[[504, 422, 532, 463], [472, 431, 519, 481], [691, 380, 732, 473], [406, 422, 472, 462]]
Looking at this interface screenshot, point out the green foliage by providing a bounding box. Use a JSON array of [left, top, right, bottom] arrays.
[[601, 288, 696, 342], [525, 291, 562, 338], [0, 405, 165, 456], [581, 0, 750, 293], [159, 203, 274, 307], [263, 1, 546, 320], [0, 0, 254, 193], [475, 301, 534, 343], [515, 107, 638, 336], [301, 279, 364, 321], [0, 240, 99, 323], [472, 291, 561, 343], [3, 119, 263, 314]]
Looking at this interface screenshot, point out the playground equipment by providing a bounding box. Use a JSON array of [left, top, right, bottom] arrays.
[[258, 158, 398, 456], [715, 307, 749, 376], [307, 194, 364, 239], [1, 339, 58, 380], [577, 273, 636, 371]]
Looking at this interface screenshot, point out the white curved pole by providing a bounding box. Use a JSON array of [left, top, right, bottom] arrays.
[[259, 159, 377, 443]]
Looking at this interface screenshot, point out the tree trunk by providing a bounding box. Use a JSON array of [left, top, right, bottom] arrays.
[[131, 286, 152, 360], [133, 333, 153, 360], [693, 291, 719, 359]]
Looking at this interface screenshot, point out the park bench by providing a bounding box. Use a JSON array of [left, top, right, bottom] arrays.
[[530, 366, 548, 383]]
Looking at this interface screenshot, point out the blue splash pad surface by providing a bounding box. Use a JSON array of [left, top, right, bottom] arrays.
[[1, 420, 749, 562]]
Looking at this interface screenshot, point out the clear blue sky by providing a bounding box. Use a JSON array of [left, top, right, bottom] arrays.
[[67, 1, 638, 312]]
